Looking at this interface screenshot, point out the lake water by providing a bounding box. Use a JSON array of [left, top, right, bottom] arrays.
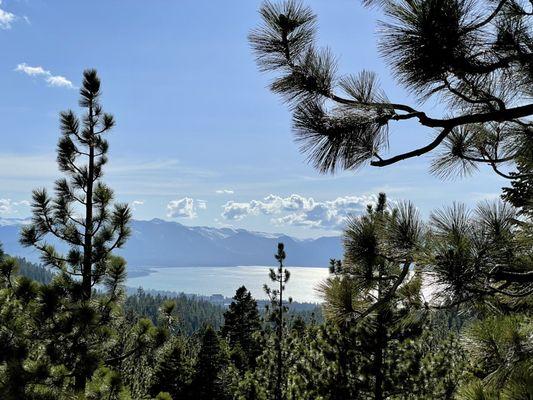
[[127, 266, 330, 303]]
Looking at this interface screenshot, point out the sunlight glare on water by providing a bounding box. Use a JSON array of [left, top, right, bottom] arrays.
[[127, 266, 330, 303]]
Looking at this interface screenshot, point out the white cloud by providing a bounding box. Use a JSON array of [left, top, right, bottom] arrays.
[[0, 1, 16, 30], [0, 199, 30, 214], [221, 194, 377, 230], [15, 63, 75, 89], [167, 197, 207, 219], [130, 200, 144, 211], [15, 64, 47, 76], [0, 199, 11, 214], [221, 201, 255, 221], [216, 189, 234, 195], [46, 75, 74, 88]]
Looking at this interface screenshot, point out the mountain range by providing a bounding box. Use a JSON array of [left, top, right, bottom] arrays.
[[0, 218, 342, 268]]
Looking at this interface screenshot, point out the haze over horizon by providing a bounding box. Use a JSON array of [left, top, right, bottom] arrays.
[[0, 0, 506, 239]]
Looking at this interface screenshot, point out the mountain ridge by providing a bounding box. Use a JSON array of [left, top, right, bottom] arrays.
[[0, 217, 342, 268]]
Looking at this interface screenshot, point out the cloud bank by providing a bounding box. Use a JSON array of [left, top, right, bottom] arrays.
[[221, 194, 376, 230], [15, 63, 75, 88], [167, 197, 207, 219], [0, 199, 30, 214]]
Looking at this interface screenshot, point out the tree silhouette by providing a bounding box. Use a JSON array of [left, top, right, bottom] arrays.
[[250, 0, 533, 179], [318, 193, 425, 399], [425, 201, 533, 303], [221, 285, 262, 370], [191, 325, 229, 400], [264, 243, 291, 400], [20, 69, 131, 302], [19, 69, 132, 390]]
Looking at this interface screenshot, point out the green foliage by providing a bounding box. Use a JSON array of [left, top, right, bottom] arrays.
[[250, 0, 533, 179], [424, 201, 533, 306], [149, 336, 193, 399], [314, 193, 469, 399], [502, 132, 533, 218], [154, 393, 173, 400], [249, 1, 533, 394], [85, 366, 132, 400], [15, 70, 134, 390], [15, 257, 54, 284], [319, 193, 422, 323], [221, 286, 263, 370], [2, 191, 530, 400], [0, 72, 163, 398], [124, 288, 224, 335], [458, 315, 533, 399], [264, 242, 291, 400], [190, 325, 230, 400], [20, 69, 131, 303], [1, 8, 530, 392]]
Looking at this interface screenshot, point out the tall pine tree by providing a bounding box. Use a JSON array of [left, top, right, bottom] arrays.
[[319, 193, 428, 399], [21, 69, 131, 303], [264, 243, 291, 400], [19, 69, 131, 390]]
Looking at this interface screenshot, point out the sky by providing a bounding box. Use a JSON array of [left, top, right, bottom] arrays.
[[0, 0, 506, 238]]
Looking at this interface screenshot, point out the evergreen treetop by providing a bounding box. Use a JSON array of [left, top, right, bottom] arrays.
[[221, 285, 262, 368], [20, 69, 131, 302]]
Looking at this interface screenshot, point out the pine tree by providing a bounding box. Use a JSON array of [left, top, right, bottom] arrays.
[[149, 337, 193, 400], [425, 201, 532, 304], [250, 0, 533, 179], [318, 193, 431, 398], [221, 285, 262, 370], [111, 315, 172, 399], [85, 366, 132, 400], [502, 135, 533, 218], [457, 315, 533, 399], [264, 243, 291, 400], [191, 325, 229, 400], [20, 69, 131, 303], [249, 2, 533, 397], [0, 245, 43, 399], [18, 69, 132, 391]]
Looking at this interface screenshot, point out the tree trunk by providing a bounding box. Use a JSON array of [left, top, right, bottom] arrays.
[[373, 309, 386, 400], [76, 103, 95, 390], [277, 267, 283, 400], [82, 104, 95, 302], [373, 270, 387, 400], [335, 329, 351, 400]]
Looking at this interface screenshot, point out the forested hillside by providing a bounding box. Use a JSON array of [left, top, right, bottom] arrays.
[[14, 256, 55, 285]]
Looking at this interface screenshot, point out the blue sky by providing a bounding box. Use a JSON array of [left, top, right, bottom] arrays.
[[0, 0, 505, 237]]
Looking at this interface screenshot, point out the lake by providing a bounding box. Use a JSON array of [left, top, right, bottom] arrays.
[[127, 266, 330, 303]]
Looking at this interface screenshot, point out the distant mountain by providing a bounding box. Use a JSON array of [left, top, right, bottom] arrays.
[[0, 217, 342, 268]]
